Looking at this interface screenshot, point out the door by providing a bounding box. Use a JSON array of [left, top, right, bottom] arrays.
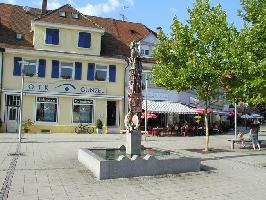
[[107, 101, 116, 126], [6, 106, 18, 133]]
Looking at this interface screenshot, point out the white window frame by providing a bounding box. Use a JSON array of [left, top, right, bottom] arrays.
[[77, 31, 92, 49], [72, 98, 94, 124], [35, 96, 59, 124], [44, 28, 61, 46], [22, 58, 39, 77], [59, 61, 74, 80], [94, 64, 109, 82]]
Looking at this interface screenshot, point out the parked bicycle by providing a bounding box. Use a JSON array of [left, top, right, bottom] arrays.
[[75, 123, 95, 134]]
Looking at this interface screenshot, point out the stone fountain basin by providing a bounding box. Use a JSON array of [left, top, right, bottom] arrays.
[[78, 146, 201, 180]]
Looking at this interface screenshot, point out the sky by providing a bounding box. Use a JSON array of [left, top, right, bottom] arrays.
[[0, 0, 244, 34]]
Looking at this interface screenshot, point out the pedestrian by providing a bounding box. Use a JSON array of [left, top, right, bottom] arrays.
[[237, 131, 245, 147], [249, 124, 261, 150]]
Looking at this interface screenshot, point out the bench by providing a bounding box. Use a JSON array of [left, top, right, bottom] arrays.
[[227, 139, 264, 149]]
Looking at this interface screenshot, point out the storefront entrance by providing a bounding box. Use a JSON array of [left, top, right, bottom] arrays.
[[6, 95, 20, 133], [107, 101, 116, 126]]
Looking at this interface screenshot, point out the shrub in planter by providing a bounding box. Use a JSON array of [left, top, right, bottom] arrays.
[[96, 119, 103, 134], [22, 119, 34, 133]]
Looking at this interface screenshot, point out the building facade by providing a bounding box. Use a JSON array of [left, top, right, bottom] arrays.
[[0, 2, 157, 133]]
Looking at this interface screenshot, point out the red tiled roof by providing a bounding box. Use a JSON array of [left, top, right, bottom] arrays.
[[0, 3, 156, 58], [0, 3, 40, 49], [35, 4, 103, 30]]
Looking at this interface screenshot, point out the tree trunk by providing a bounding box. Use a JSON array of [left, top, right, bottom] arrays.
[[204, 113, 209, 151]]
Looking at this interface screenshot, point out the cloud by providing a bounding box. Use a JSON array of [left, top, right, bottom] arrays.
[[47, 0, 62, 10], [77, 0, 122, 16], [7, 0, 16, 4]]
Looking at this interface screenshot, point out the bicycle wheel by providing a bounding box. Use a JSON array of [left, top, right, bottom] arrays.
[[75, 126, 80, 134], [87, 126, 95, 134]]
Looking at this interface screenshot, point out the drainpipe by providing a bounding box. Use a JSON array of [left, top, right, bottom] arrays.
[[0, 48, 5, 128]]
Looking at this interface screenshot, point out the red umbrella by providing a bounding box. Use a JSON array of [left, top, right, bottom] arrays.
[[194, 107, 213, 115], [141, 112, 157, 119]]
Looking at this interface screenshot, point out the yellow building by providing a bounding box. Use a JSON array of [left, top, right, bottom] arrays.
[[0, 2, 155, 133]]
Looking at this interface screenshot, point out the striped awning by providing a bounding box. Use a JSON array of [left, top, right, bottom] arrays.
[[142, 100, 197, 114]]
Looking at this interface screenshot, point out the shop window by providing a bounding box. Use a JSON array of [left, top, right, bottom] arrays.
[[23, 59, 38, 76], [36, 97, 58, 122], [45, 28, 59, 45], [60, 62, 74, 79], [95, 65, 108, 81], [73, 99, 93, 123]]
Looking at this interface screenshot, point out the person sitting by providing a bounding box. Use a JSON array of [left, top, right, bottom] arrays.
[[237, 131, 245, 147]]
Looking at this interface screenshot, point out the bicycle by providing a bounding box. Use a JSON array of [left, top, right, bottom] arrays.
[[75, 123, 95, 134]]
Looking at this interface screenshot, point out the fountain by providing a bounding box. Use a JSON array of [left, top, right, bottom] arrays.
[[78, 42, 201, 179]]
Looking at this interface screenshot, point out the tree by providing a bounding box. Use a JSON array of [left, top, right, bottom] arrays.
[[225, 0, 266, 104], [152, 0, 237, 151]]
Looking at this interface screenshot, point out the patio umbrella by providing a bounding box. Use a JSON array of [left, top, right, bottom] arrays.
[[250, 114, 264, 119], [240, 114, 251, 119], [141, 112, 157, 119], [194, 107, 213, 115]]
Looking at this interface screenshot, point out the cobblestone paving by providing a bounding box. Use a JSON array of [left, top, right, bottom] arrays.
[[0, 129, 265, 200]]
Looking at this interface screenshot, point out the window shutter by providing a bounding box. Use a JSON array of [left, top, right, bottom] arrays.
[[75, 62, 82, 80], [38, 59, 46, 77], [87, 63, 95, 80], [13, 57, 22, 76], [109, 65, 116, 82], [78, 32, 91, 48], [53, 29, 59, 45], [51, 60, 59, 78]]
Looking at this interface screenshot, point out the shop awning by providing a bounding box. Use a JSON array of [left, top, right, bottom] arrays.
[[142, 100, 197, 114]]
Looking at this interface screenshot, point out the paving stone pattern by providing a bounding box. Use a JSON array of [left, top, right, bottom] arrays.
[[0, 128, 265, 200]]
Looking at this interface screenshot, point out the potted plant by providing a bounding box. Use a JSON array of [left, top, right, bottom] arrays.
[[22, 119, 34, 133], [96, 119, 103, 134]]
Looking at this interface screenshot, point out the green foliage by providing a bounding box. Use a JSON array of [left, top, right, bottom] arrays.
[[22, 119, 34, 129], [226, 0, 266, 104], [95, 119, 103, 129], [153, 0, 237, 104]]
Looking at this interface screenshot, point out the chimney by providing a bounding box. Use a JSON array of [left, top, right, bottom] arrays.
[[156, 27, 162, 34], [41, 0, 47, 15]]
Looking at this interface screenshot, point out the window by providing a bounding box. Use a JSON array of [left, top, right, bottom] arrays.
[[78, 32, 91, 48], [145, 50, 150, 56], [36, 97, 58, 122], [73, 99, 93, 123], [60, 62, 74, 79], [45, 28, 59, 45], [72, 13, 79, 19], [23, 59, 38, 76], [95, 65, 108, 81], [59, 11, 66, 17], [6, 95, 20, 106], [141, 49, 144, 55], [16, 32, 24, 40]]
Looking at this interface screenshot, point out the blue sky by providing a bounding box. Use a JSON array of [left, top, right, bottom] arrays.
[[1, 0, 244, 34]]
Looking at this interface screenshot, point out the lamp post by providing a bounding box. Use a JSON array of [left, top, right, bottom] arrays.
[[145, 74, 148, 133], [18, 60, 29, 143], [234, 102, 237, 139]]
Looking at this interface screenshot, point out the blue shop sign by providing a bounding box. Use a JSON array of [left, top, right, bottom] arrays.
[[24, 82, 106, 95]]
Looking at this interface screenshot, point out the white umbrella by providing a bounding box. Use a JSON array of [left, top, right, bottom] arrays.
[[250, 114, 264, 119], [240, 114, 251, 119]]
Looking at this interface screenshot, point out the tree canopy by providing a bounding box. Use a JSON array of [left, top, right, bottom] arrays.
[[153, 0, 237, 105], [152, 0, 238, 150], [225, 0, 266, 104]]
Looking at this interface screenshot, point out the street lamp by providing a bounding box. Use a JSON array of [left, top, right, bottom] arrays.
[[145, 74, 148, 133], [18, 60, 29, 143]]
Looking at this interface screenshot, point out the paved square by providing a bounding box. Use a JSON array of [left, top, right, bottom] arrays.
[[0, 129, 266, 200]]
